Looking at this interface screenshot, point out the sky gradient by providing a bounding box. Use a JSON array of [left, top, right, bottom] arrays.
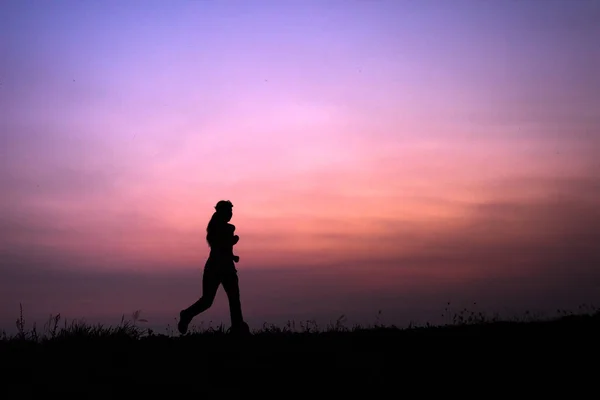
[[1, 0, 599, 332]]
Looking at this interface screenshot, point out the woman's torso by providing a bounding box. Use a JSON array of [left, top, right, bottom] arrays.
[[206, 222, 235, 268]]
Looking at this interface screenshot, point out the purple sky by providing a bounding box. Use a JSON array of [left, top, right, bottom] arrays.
[[1, 0, 599, 333]]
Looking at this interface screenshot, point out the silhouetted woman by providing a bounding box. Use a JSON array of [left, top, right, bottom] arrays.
[[178, 200, 249, 335]]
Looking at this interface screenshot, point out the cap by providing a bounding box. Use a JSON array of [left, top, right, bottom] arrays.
[[215, 200, 233, 211]]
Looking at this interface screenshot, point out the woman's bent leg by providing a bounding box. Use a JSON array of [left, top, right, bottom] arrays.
[[178, 267, 221, 334]]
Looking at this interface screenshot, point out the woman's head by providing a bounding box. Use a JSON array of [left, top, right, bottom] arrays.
[[214, 200, 233, 222]]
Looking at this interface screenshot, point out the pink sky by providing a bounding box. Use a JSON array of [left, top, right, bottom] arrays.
[[1, 0, 599, 331]]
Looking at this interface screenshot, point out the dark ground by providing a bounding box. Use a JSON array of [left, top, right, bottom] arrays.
[[1, 312, 598, 397]]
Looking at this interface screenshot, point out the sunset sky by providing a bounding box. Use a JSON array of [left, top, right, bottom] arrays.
[[1, 0, 599, 333]]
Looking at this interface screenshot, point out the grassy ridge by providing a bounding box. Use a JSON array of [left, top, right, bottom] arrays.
[[1, 306, 599, 396]]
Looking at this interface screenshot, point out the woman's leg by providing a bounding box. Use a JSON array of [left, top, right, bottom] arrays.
[[221, 269, 246, 331], [178, 267, 221, 334]]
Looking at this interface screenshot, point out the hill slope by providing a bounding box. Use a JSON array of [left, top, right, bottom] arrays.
[[1, 312, 598, 396]]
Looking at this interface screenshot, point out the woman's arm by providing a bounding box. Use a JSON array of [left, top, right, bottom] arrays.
[[226, 224, 239, 245]]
